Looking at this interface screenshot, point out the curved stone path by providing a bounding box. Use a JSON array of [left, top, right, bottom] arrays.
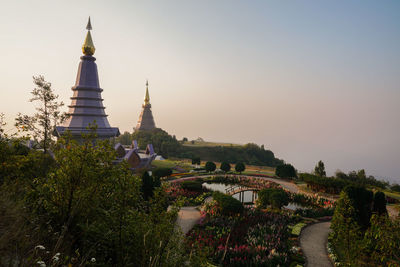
[[300, 222, 332, 267], [176, 206, 201, 234]]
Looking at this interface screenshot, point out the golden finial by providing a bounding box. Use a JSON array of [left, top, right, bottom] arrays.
[[82, 17, 95, 56], [144, 80, 150, 105]]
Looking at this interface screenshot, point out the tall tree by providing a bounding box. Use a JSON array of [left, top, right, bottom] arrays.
[[235, 162, 245, 174], [314, 160, 326, 177], [205, 161, 216, 172], [15, 76, 65, 153], [220, 162, 231, 173]]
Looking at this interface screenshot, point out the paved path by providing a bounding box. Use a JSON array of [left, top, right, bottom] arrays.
[[300, 222, 332, 267], [176, 206, 201, 234]]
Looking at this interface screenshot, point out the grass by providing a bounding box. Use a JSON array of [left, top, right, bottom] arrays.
[[290, 222, 307, 236], [382, 190, 400, 201], [152, 159, 193, 172], [182, 141, 242, 147]]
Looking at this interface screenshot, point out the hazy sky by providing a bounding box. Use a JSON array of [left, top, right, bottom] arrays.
[[1, 1, 399, 182]]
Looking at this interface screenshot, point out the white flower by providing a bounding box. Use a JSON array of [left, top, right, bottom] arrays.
[[35, 245, 45, 250], [37, 261, 46, 267], [90, 258, 96, 263]]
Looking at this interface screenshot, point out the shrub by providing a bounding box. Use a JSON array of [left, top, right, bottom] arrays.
[[276, 164, 297, 179], [152, 167, 172, 178], [180, 180, 204, 191], [235, 162, 245, 174], [220, 162, 231, 173], [205, 161, 216, 172], [257, 188, 289, 209], [372, 191, 387, 215], [212, 191, 243, 216]]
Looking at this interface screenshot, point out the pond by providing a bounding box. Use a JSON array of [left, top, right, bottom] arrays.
[[202, 182, 308, 210], [202, 182, 257, 203]]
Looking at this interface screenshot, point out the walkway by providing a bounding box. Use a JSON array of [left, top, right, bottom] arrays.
[[300, 222, 332, 267], [176, 206, 201, 234]]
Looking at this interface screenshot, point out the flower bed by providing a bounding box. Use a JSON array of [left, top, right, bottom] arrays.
[[204, 175, 280, 190], [165, 179, 212, 206], [186, 202, 298, 266]]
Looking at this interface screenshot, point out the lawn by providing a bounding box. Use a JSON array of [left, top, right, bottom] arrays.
[[152, 159, 193, 172]]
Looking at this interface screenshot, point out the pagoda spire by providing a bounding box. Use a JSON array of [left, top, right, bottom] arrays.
[[55, 17, 119, 140], [135, 80, 156, 131], [82, 17, 95, 56], [144, 80, 150, 105]]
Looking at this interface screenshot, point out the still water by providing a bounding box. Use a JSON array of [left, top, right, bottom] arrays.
[[202, 182, 305, 210]]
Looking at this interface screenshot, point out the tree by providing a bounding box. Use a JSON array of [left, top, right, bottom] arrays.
[[15, 76, 65, 153], [235, 162, 245, 174], [141, 171, 155, 200], [182, 137, 188, 142], [372, 191, 387, 216], [331, 191, 363, 265], [257, 188, 289, 209], [152, 167, 172, 179], [205, 161, 216, 172], [391, 183, 400, 193], [275, 164, 297, 179], [191, 157, 201, 165], [314, 160, 326, 177], [220, 162, 231, 173]]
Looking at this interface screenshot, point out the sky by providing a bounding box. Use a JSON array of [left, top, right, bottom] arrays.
[[0, 1, 399, 183]]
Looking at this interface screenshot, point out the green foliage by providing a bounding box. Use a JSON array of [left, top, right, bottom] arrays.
[[335, 169, 388, 189], [191, 157, 201, 165], [314, 160, 326, 177], [220, 162, 231, 173], [14, 75, 65, 153], [212, 191, 243, 216], [276, 164, 297, 179], [180, 142, 284, 167], [331, 191, 363, 264], [0, 134, 189, 266], [121, 128, 181, 158], [391, 183, 400, 193], [362, 214, 400, 266], [116, 131, 133, 145], [291, 222, 307, 236], [153, 167, 173, 178], [257, 188, 289, 209], [141, 171, 155, 200], [235, 162, 245, 174], [372, 191, 387, 216], [342, 185, 373, 230], [181, 180, 204, 192], [300, 173, 348, 194], [205, 161, 216, 172]]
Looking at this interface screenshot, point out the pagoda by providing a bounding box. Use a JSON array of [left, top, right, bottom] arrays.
[[135, 81, 156, 131], [55, 18, 119, 139]]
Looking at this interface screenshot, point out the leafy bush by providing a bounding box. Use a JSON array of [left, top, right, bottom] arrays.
[[257, 188, 289, 209], [291, 222, 307, 236], [205, 161, 216, 172], [152, 167, 172, 178], [300, 173, 348, 194], [276, 164, 297, 179], [294, 208, 335, 218], [220, 162, 231, 172], [180, 180, 204, 191], [235, 162, 245, 173], [212, 191, 243, 216]]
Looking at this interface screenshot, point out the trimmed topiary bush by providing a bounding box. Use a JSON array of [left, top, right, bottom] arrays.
[[181, 180, 204, 191], [257, 188, 289, 209], [212, 191, 243, 216]]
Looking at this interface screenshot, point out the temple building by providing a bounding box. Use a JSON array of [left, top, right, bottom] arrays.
[[135, 81, 156, 131], [55, 18, 120, 139]]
